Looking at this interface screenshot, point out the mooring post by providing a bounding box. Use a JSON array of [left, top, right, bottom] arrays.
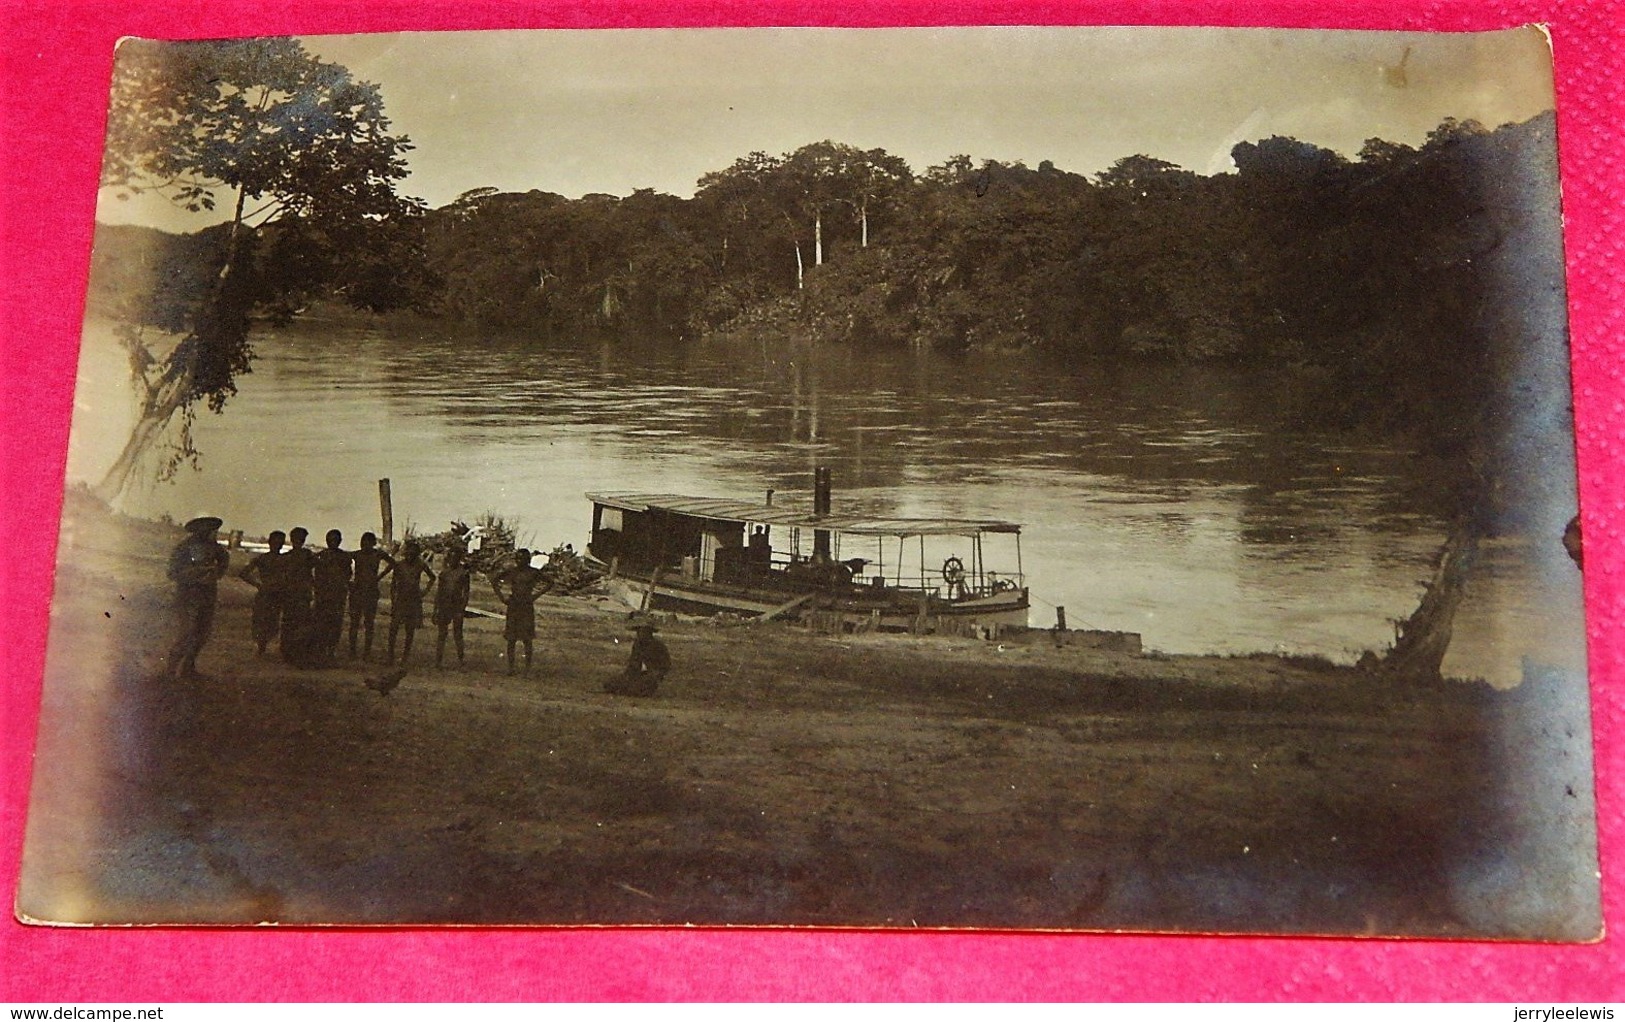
[[1056, 606, 1067, 632], [640, 566, 662, 613], [379, 478, 393, 547]]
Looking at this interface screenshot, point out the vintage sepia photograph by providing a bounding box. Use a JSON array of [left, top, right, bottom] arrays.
[[18, 25, 1600, 936]]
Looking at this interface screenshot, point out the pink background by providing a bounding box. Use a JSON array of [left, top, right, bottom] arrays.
[[1, 0, 1619, 1002]]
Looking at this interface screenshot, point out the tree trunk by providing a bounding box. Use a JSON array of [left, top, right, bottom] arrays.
[[92, 383, 189, 502], [1371, 518, 1480, 679], [224, 182, 248, 261], [794, 241, 804, 290], [95, 186, 252, 502], [814, 211, 823, 267], [860, 200, 868, 249]]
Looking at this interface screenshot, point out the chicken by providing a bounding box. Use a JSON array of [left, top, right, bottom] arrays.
[[364, 665, 408, 697]]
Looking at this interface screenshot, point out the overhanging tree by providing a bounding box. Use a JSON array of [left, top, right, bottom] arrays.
[[1232, 116, 1567, 679], [95, 37, 419, 500]]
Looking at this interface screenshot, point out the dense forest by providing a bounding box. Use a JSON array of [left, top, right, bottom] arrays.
[[412, 114, 1555, 381], [94, 111, 1560, 378]]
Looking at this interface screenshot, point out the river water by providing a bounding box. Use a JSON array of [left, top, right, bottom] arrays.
[[66, 312, 1586, 684]]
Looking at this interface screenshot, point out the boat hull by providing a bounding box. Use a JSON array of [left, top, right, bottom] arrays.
[[603, 575, 1030, 634]]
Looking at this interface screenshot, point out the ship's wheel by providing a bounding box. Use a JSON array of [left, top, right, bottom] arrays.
[[941, 556, 967, 588]]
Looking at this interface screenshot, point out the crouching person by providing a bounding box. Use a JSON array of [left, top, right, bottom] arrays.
[[607, 617, 668, 697]]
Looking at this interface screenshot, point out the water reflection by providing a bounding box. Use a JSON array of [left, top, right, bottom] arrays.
[[67, 314, 1583, 683]]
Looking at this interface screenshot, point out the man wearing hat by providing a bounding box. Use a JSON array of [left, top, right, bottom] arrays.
[[607, 614, 669, 697], [166, 514, 232, 679]]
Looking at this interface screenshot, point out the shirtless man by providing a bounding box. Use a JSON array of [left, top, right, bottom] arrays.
[[492, 549, 546, 676], [348, 532, 396, 660], [433, 548, 473, 668], [386, 541, 435, 665], [310, 529, 353, 665], [238, 530, 287, 656]]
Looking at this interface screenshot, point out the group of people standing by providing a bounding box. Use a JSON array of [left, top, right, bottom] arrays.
[[238, 530, 547, 672], [239, 528, 409, 666], [166, 515, 667, 692]]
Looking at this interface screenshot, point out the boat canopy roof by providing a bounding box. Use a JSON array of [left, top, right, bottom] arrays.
[[587, 492, 1021, 537]]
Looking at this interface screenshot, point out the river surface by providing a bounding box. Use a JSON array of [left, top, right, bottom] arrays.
[[66, 313, 1586, 683]]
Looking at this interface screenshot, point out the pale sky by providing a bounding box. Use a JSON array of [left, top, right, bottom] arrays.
[[101, 25, 1556, 226]]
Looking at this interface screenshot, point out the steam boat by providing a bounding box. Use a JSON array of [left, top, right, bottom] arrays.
[[585, 471, 1029, 635]]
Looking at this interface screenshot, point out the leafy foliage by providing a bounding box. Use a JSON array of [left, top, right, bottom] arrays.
[[407, 516, 596, 593], [95, 37, 422, 498], [410, 511, 525, 577], [410, 116, 1553, 383], [104, 38, 413, 223], [537, 544, 596, 593]]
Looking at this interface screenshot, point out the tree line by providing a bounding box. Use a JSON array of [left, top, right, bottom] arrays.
[[404, 115, 1555, 374], [99, 109, 1557, 381]]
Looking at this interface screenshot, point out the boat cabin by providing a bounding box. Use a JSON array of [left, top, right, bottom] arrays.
[[585, 491, 1024, 602]]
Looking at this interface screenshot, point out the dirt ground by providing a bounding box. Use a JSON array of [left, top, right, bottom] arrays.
[[15, 492, 1598, 937]]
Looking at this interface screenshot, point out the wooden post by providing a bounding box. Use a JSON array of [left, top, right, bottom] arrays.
[[639, 567, 662, 613], [379, 478, 394, 547], [1055, 606, 1067, 632]]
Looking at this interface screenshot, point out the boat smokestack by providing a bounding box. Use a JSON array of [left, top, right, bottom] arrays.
[[813, 466, 832, 560], [766, 488, 774, 506]]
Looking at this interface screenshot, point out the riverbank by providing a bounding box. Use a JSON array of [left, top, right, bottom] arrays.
[[17, 491, 1598, 937]]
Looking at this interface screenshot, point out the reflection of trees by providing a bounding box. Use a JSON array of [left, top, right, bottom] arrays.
[[351, 322, 1479, 546]]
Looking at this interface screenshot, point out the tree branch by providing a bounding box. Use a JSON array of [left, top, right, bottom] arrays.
[[242, 197, 287, 225]]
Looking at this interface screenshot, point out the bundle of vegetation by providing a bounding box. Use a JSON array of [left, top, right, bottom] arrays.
[[410, 512, 522, 578], [537, 544, 598, 593]]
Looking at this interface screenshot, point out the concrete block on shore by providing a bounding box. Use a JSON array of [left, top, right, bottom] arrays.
[[1059, 629, 1143, 654]]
